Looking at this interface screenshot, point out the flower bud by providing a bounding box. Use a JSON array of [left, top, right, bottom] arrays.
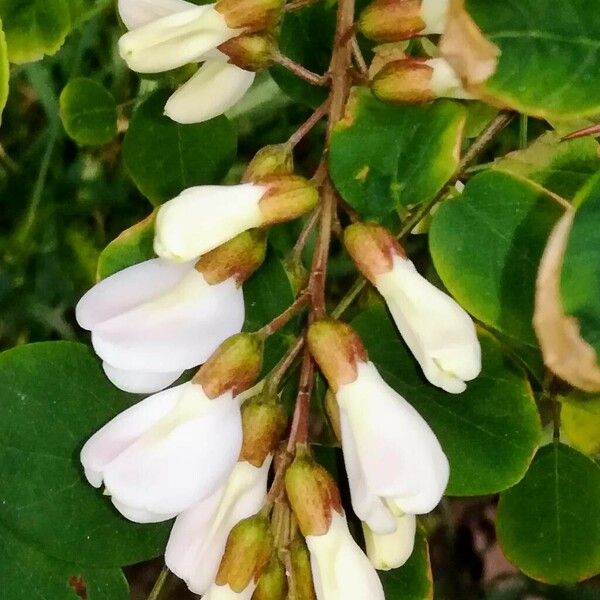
[[258, 175, 319, 226], [196, 229, 268, 287], [243, 144, 295, 183], [363, 514, 416, 570], [307, 319, 368, 392], [195, 333, 264, 398], [344, 222, 405, 284], [372, 57, 472, 103], [289, 537, 317, 600], [285, 454, 343, 537], [324, 388, 342, 442], [240, 395, 288, 467], [359, 0, 449, 42], [215, 515, 274, 592], [219, 32, 277, 71], [216, 0, 284, 32], [252, 554, 287, 600]]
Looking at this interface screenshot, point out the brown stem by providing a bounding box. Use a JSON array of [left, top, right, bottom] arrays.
[[265, 335, 305, 395], [274, 53, 330, 86], [351, 36, 368, 77], [290, 206, 321, 264], [259, 291, 310, 338], [331, 110, 515, 319], [285, 0, 321, 11], [561, 122, 600, 141], [147, 566, 169, 600], [289, 101, 330, 147], [287, 346, 315, 450]]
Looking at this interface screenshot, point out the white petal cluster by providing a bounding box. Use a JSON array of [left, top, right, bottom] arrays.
[[76, 258, 244, 393], [376, 255, 481, 393], [306, 512, 385, 600], [165, 458, 270, 594], [154, 183, 266, 262], [118, 0, 255, 123], [81, 381, 242, 522], [337, 360, 449, 565]]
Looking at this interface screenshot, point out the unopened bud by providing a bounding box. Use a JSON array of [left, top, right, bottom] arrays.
[[285, 454, 343, 537], [252, 554, 287, 600], [195, 333, 264, 398], [216, 0, 284, 32], [372, 57, 472, 103], [258, 175, 319, 225], [289, 537, 317, 600], [344, 222, 405, 284], [324, 389, 341, 442], [359, 0, 448, 42], [307, 319, 368, 391], [240, 395, 288, 467], [196, 229, 267, 286], [243, 144, 295, 183], [219, 32, 277, 71], [283, 256, 309, 296], [216, 515, 274, 592]]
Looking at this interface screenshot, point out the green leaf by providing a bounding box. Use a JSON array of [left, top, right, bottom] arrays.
[[429, 170, 565, 354], [97, 212, 156, 280], [560, 173, 600, 355], [270, 1, 335, 107], [497, 443, 600, 584], [60, 78, 118, 146], [243, 251, 296, 373], [0, 342, 170, 567], [0, 18, 8, 124], [352, 307, 541, 496], [495, 132, 600, 200], [0, 0, 71, 64], [380, 526, 433, 600], [0, 523, 129, 600], [329, 89, 466, 219], [457, 0, 600, 118], [123, 90, 237, 205], [560, 391, 600, 455]]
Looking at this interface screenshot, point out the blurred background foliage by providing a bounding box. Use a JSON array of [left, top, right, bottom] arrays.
[[1, 2, 600, 599]]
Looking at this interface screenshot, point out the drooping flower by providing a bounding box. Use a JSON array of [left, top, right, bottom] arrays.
[[117, 0, 281, 123], [80, 333, 264, 522], [76, 230, 265, 393], [285, 454, 385, 600], [344, 222, 481, 393], [363, 513, 416, 570], [154, 177, 318, 262], [308, 319, 449, 535]]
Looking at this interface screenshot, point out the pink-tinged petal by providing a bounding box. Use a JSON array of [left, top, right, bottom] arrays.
[[102, 362, 183, 394], [76, 258, 192, 330], [118, 0, 201, 30], [165, 61, 255, 124], [111, 497, 178, 524], [91, 271, 244, 372], [103, 386, 242, 516]]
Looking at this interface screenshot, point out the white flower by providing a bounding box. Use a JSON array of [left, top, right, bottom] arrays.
[[165, 459, 270, 595], [306, 512, 385, 600], [76, 258, 244, 393], [154, 183, 266, 262], [375, 255, 481, 393], [118, 0, 255, 123], [80, 381, 242, 522], [203, 582, 255, 600], [363, 514, 416, 570], [337, 361, 449, 534]]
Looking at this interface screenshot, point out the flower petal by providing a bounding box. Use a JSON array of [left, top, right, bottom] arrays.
[[111, 497, 178, 523], [118, 5, 236, 74], [91, 270, 244, 372], [103, 385, 242, 517], [76, 258, 192, 330], [80, 383, 184, 488], [337, 361, 449, 517], [118, 0, 200, 30], [102, 362, 184, 394], [363, 514, 416, 570], [166, 459, 270, 594], [154, 183, 265, 262], [203, 582, 255, 600], [376, 255, 481, 393], [165, 60, 255, 124], [307, 512, 384, 600]]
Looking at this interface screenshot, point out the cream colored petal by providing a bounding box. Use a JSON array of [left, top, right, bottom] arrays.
[[363, 514, 416, 570], [118, 0, 200, 30], [102, 362, 184, 394]]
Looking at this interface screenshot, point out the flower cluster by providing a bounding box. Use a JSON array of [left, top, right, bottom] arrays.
[[77, 0, 483, 597]]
